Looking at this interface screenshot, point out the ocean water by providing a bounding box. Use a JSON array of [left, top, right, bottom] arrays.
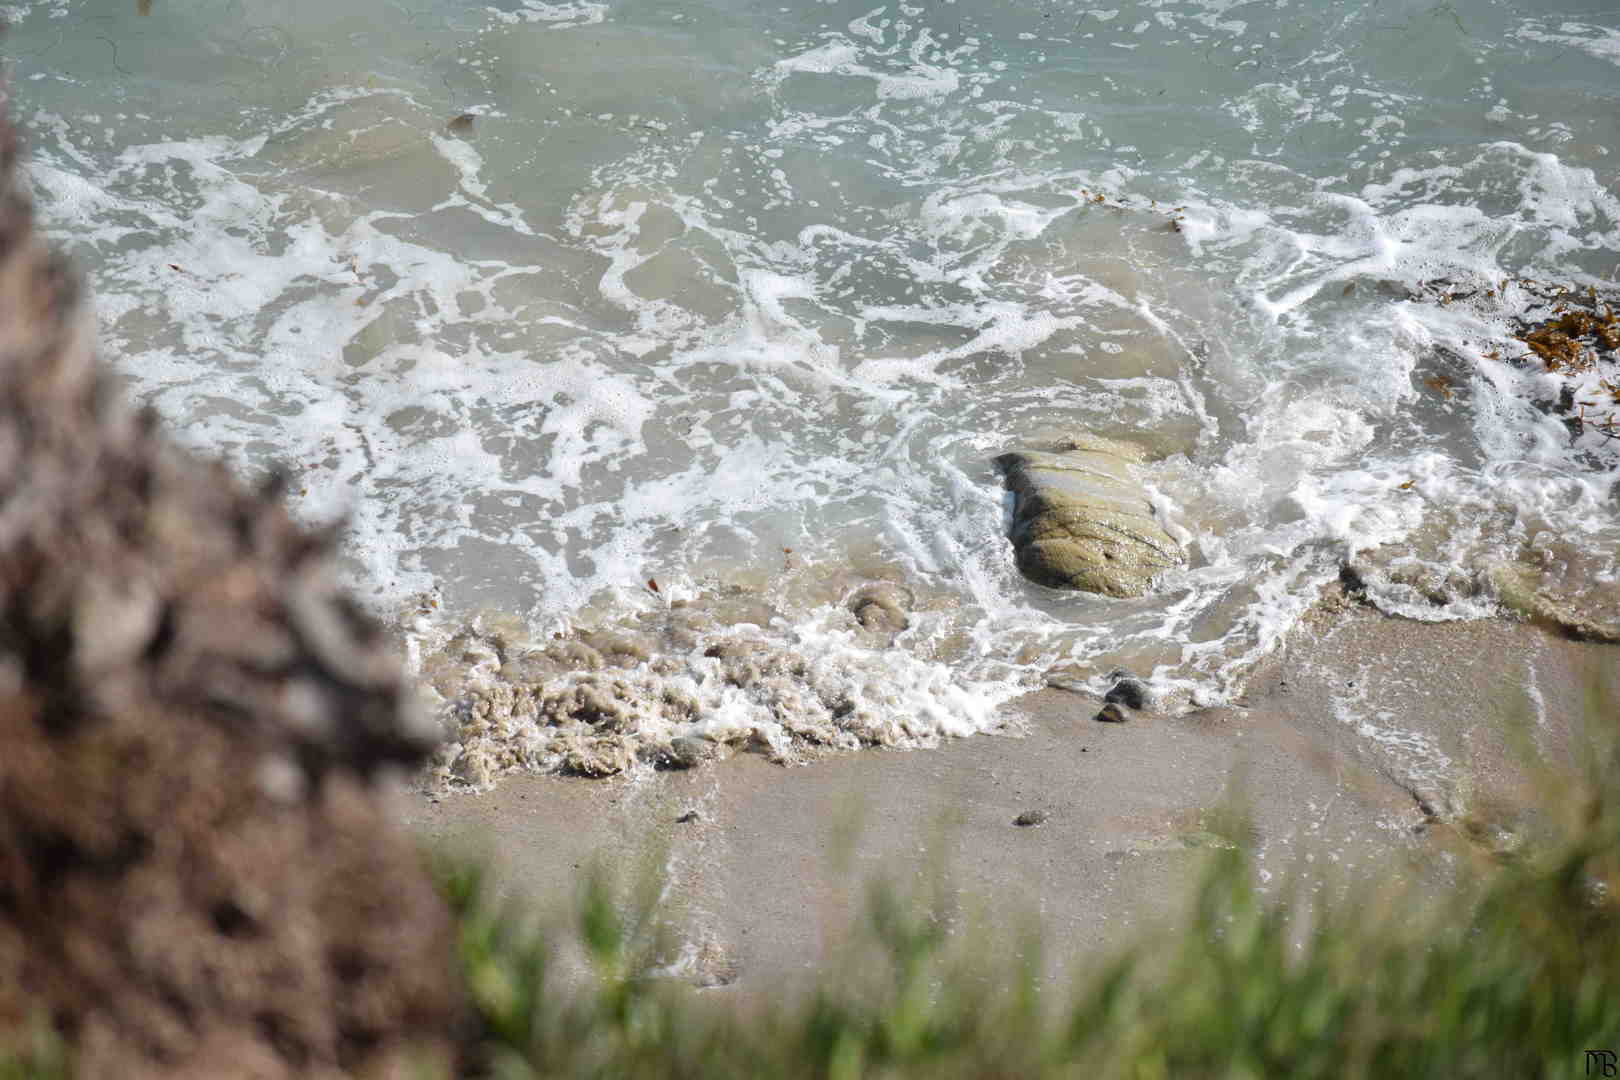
[[6, 0, 1619, 783]]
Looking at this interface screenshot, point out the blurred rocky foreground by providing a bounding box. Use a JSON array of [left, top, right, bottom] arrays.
[[0, 110, 472, 1075]]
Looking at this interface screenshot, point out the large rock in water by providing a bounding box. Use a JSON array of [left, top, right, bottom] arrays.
[[0, 113, 468, 1075], [996, 436, 1184, 597]]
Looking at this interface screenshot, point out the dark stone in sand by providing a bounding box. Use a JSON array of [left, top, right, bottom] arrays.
[[1104, 673, 1148, 711], [676, 810, 701, 824], [1014, 809, 1050, 827], [1094, 703, 1129, 723], [0, 110, 468, 1078]]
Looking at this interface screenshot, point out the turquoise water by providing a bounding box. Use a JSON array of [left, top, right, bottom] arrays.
[[5, 0, 1619, 775]]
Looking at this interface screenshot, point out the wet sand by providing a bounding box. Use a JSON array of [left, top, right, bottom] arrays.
[[404, 595, 1617, 993]]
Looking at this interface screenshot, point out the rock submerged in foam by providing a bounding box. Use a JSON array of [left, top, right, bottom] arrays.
[[848, 581, 913, 633], [996, 435, 1184, 598], [423, 588, 946, 788]]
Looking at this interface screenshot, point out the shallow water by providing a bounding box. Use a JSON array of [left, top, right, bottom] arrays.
[[7, 0, 1619, 782]]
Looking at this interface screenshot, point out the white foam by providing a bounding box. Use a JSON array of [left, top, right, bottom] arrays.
[[486, 0, 607, 27], [15, 0, 1620, 777], [1513, 20, 1620, 67]]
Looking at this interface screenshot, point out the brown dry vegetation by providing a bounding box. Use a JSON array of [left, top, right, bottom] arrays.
[[0, 106, 470, 1077]]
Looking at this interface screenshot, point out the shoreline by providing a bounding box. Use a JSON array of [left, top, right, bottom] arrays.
[[404, 595, 1616, 993]]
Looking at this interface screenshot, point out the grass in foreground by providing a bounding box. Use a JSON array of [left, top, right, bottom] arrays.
[[444, 724, 1620, 1079], [7, 691, 1620, 1078]]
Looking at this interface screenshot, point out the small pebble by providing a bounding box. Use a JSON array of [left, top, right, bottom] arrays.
[[1013, 809, 1048, 827], [676, 810, 700, 824]]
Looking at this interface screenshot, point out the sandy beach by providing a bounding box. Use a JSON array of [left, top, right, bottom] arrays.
[[405, 593, 1617, 995]]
